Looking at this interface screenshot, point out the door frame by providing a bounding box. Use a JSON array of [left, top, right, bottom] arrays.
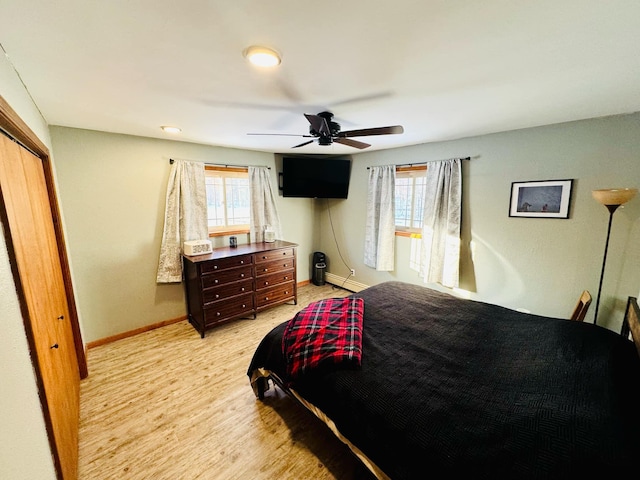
[[0, 95, 89, 364]]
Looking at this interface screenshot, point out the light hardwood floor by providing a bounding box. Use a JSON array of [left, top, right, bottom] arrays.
[[78, 283, 376, 479]]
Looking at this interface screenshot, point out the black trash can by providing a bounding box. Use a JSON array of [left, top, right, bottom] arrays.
[[312, 251, 326, 286]]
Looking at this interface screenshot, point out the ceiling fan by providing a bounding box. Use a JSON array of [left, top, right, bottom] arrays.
[[248, 111, 404, 149]]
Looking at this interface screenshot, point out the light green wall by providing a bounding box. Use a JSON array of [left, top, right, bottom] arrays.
[[0, 55, 57, 479], [316, 113, 640, 332], [49, 127, 317, 342], [51, 114, 640, 345]]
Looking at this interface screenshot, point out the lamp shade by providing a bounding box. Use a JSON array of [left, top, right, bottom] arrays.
[[592, 188, 637, 206]]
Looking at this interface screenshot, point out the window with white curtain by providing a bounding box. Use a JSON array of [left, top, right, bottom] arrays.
[[204, 166, 250, 236], [394, 166, 427, 235]]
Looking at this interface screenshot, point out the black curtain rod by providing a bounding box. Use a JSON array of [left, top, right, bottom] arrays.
[[366, 156, 471, 169], [169, 158, 270, 169]]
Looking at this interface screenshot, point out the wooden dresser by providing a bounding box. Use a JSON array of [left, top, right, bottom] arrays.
[[182, 240, 297, 337]]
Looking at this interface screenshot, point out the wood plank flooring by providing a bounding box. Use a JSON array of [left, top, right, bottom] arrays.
[[78, 283, 376, 479]]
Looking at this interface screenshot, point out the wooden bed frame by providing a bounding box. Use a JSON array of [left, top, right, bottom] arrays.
[[621, 296, 640, 357]]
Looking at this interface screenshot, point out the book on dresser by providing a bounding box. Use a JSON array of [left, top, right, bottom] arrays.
[[182, 240, 298, 337]]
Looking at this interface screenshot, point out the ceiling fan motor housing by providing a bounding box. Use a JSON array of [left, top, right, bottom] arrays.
[[309, 111, 341, 140]]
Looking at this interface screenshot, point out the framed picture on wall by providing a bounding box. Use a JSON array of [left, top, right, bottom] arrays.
[[509, 179, 573, 218]]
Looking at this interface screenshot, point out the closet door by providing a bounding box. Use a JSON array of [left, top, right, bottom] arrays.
[[0, 133, 80, 479]]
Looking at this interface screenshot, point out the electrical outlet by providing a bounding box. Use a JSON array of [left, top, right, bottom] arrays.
[[350, 268, 356, 277]]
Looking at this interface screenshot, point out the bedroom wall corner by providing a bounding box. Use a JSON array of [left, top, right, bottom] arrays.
[[316, 113, 640, 332]]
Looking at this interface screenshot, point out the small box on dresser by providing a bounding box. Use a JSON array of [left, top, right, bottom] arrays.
[[182, 240, 298, 337]]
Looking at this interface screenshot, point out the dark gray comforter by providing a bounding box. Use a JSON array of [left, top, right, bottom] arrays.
[[247, 281, 640, 479]]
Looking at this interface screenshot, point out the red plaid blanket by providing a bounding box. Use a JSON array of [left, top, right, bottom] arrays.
[[283, 297, 364, 380]]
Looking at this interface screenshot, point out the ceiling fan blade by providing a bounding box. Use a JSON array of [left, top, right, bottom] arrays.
[[339, 125, 404, 138], [247, 133, 313, 137], [304, 114, 331, 136], [292, 139, 315, 148], [334, 137, 370, 149]]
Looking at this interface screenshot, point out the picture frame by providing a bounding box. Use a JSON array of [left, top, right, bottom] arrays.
[[509, 179, 573, 219]]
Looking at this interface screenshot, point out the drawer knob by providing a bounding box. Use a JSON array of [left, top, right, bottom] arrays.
[[240, 260, 244, 264], [214, 265, 218, 269], [265, 281, 269, 285], [242, 304, 246, 308], [57, 315, 65, 320], [284, 276, 288, 280], [284, 263, 288, 267], [50, 343, 59, 349], [216, 312, 221, 316], [240, 273, 245, 278], [264, 268, 268, 272], [241, 287, 245, 292], [262, 255, 267, 259], [285, 291, 289, 295], [215, 294, 220, 299], [214, 279, 219, 284], [265, 297, 269, 301]]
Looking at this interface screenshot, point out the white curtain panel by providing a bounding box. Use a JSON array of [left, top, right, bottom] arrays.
[[249, 166, 282, 242], [156, 159, 208, 283], [364, 165, 396, 271], [420, 158, 462, 288]]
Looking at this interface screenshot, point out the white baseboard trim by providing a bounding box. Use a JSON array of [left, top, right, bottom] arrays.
[[324, 272, 370, 292]]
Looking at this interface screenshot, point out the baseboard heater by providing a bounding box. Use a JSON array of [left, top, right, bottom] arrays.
[[324, 273, 369, 293]]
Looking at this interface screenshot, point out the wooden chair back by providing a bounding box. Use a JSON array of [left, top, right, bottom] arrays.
[[621, 296, 640, 358], [570, 290, 592, 322]]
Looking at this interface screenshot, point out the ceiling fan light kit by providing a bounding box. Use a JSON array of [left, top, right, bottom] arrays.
[[243, 45, 281, 67]]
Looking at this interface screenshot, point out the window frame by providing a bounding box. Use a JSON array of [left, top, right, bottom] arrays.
[[394, 165, 427, 237], [204, 165, 250, 237]]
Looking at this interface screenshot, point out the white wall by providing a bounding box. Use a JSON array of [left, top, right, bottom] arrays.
[[0, 54, 57, 479], [49, 127, 317, 342], [316, 113, 640, 332]]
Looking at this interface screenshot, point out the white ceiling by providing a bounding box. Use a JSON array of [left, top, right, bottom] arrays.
[[1, 1, 639, 155]]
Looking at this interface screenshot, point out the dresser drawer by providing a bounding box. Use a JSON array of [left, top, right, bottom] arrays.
[[203, 292, 254, 325], [255, 248, 294, 264], [201, 265, 253, 289], [202, 278, 253, 305], [256, 282, 295, 308], [200, 254, 253, 274], [255, 258, 295, 277], [255, 270, 294, 289]]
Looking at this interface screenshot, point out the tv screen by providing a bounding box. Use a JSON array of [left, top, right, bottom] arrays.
[[281, 156, 352, 199]]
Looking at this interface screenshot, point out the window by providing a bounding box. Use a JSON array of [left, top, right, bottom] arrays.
[[204, 166, 250, 236], [395, 166, 427, 236]]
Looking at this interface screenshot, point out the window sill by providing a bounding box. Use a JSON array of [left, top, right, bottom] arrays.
[[395, 231, 422, 238], [209, 228, 249, 238]]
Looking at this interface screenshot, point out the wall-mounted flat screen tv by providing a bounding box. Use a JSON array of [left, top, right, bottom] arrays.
[[281, 156, 352, 199]]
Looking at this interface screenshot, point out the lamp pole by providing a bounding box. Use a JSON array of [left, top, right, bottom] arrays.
[[591, 187, 637, 326], [593, 205, 618, 325]]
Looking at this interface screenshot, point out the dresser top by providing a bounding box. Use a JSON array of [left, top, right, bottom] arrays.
[[182, 240, 297, 264]]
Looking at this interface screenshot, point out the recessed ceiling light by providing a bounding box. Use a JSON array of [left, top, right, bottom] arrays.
[[243, 45, 281, 67], [161, 126, 182, 134]]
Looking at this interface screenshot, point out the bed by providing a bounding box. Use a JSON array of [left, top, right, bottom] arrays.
[[247, 281, 640, 479]]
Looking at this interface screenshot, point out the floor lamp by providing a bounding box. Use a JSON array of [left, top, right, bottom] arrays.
[[591, 188, 637, 325]]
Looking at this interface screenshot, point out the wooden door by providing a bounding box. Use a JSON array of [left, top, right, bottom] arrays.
[[0, 133, 80, 479]]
